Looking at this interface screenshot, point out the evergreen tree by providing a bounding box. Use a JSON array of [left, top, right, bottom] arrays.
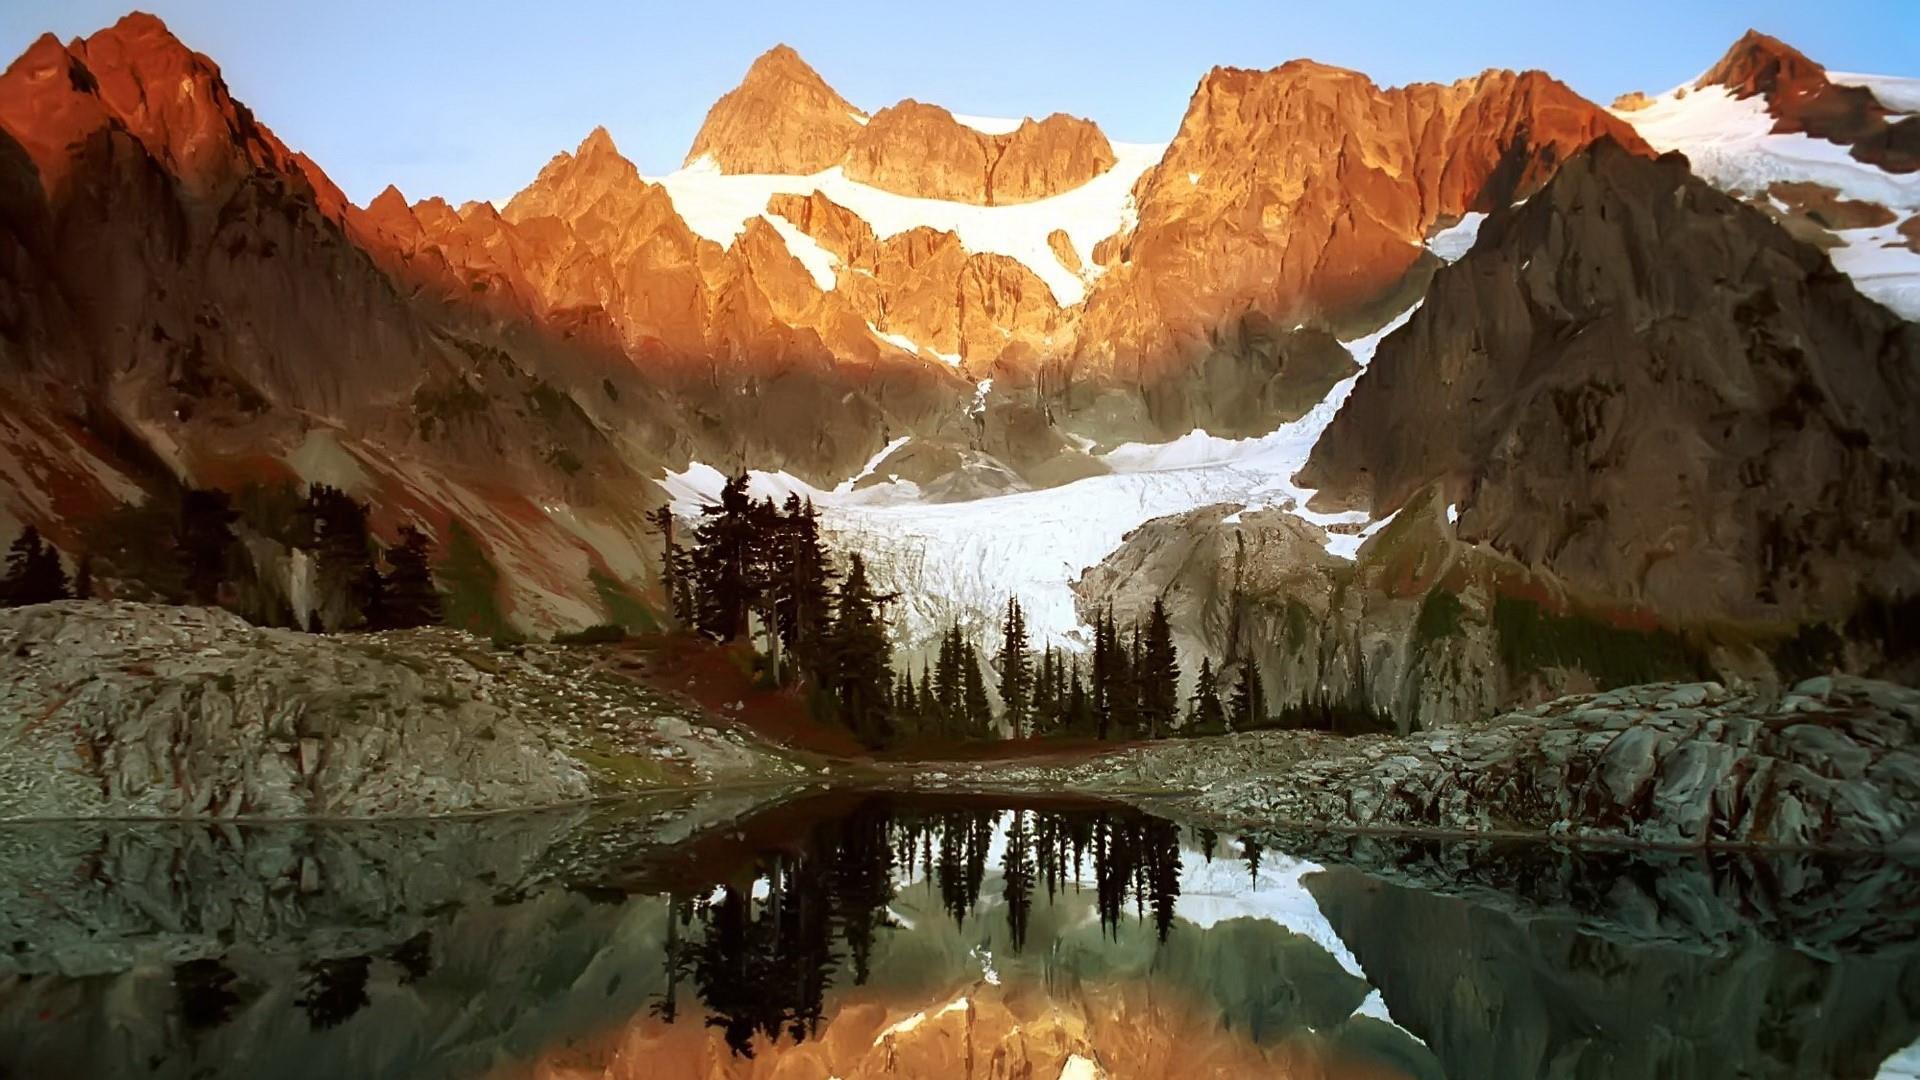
[[178, 489, 239, 606], [1, 526, 69, 606], [1228, 658, 1266, 732], [689, 473, 761, 642], [1185, 656, 1228, 735], [1091, 609, 1115, 739], [933, 624, 965, 733], [774, 495, 835, 681], [307, 485, 382, 628], [1067, 659, 1091, 735], [822, 554, 893, 748], [996, 598, 1033, 738], [382, 525, 442, 629], [1138, 598, 1179, 738], [646, 505, 694, 628], [962, 641, 993, 738]]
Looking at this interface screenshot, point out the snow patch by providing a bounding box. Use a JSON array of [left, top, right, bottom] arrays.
[[951, 113, 1026, 135], [1831, 72, 1920, 115], [762, 213, 839, 290], [872, 996, 969, 1045], [836, 436, 912, 494], [1425, 212, 1487, 262], [650, 141, 1168, 307]]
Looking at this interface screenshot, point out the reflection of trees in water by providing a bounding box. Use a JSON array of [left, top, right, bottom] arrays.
[[661, 800, 1187, 1056]]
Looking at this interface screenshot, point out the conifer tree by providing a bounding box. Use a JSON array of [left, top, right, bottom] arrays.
[[179, 488, 240, 607], [1091, 609, 1115, 739], [689, 473, 760, 641], [382, 525, 441, 629], [1186, 656, 1227, 736], [1138, 598, 1180, 738], [775, 495, 835, 681], [1, 526, 69, 606], [996, 598, 1033, 738], [646, 505, 695, 628], [823, 554, 894, 748], [1068, 658, 1091, 734], [1228, 658, 1266, 732], [962, 641, 993, 737]]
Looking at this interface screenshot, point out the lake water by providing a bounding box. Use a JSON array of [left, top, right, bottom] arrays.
[[1, 790, 1916, 1079]]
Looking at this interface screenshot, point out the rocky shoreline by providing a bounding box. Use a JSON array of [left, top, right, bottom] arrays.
[[4, 603, 1917, 852], [0, 602, 819, 820], [908, 677, 1920, 852]]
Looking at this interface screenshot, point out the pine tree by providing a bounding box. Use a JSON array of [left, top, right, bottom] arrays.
[[1091, 609, 1114, 739], [1, 526, 69, 606], [1067, 659, 1091, 734], [1186, 656, 1227, 736], [933, 624, 965, 733], [962, 641, 992, 738], [1228, 658, 1266, 732], [775, 495, 835, 682], [178, 489, 239, 606], [646, 505, 694, 628], [689, 473, 760, 642], [1138, 598, 1179, 738], [822, 554, 894, 748], [996, 598, 1032, 738], [382, 525, 441, 629]]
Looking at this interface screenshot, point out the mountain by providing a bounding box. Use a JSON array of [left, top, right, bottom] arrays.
[[1300, 138, 1920, 623], [0, 13, 1915, 676]]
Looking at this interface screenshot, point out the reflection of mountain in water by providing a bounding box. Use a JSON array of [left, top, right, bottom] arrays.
[[0, 793, 1916, 1078]]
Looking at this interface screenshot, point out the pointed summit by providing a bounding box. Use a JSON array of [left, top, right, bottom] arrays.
[[684, 43, 865, 174], [577, 124, 620, 159], [1696, 29, 1826, 99]]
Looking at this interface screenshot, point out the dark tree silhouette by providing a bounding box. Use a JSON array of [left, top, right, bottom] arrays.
[[1139, 598, 1180, 738], [1, 526, 69, 606], [1186, 656, 1228, 736], [381, 525, 441, 629], [996, 597, 1032, 737]]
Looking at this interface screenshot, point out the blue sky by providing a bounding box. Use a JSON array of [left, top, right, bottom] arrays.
[[4, 1, 1916, 206]]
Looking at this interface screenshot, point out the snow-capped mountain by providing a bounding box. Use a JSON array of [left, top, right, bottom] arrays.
[[0, 14, 1914, 709]]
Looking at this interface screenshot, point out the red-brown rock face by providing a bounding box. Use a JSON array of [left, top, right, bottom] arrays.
[[1071, 63, 1651, 382], [684, 44, 866, 174], [842, 103, 1116, 205], [1697, 30, 1917, 173], [690, 46, 1117, 205]]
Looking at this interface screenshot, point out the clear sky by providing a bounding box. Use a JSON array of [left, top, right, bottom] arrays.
[[4, 1, 1916, 207]]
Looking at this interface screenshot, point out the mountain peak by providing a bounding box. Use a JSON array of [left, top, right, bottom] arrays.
[[684, 43, 864, 173], [1696, 29, 1826, 99], [577, 124, 620, 158]]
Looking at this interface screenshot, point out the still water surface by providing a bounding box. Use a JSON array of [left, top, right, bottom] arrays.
[[1, 790, 1916, 1078]]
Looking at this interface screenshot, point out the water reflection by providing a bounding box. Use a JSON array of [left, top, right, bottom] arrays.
[[0, 792, 1914, 1079]]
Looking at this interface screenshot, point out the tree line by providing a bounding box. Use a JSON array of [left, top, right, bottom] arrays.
[[1, 483, 442, 632], [660, 473, 1392, 747]]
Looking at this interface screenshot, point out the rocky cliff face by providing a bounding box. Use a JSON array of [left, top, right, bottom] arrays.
[[842, 103, 1116, 205], [1300, 140, 1920, 627], [1066, 64, 1650, 386]]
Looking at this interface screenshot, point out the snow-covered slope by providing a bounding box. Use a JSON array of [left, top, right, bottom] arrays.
[[660, 307, 1415, 657], [651, 142, 1166, 306], [1615, 83, 1920, 319]]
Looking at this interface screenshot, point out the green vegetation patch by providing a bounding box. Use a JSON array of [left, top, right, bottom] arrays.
[[436, 519, 513, 640], [554, 622, 627, 646], [1493, 595, 1701, 689], [591, 567, 660, 632], [1414, 588, 1466, 651]]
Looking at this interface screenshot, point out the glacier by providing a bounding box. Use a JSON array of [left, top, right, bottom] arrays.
[[659, 307, 1416, 658]]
